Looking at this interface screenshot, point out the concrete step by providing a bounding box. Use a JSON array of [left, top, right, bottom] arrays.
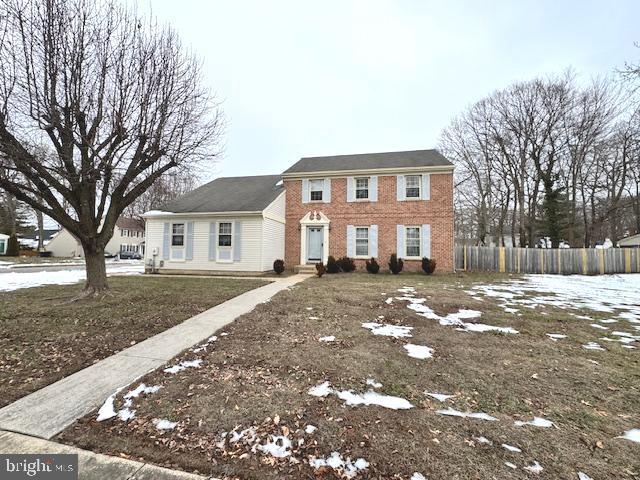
[[295, 264, 317, 274]]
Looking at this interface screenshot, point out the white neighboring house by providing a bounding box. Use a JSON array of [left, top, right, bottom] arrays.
[[45, 217, 145, 258], [0, 233, 8, 255], [142, 175, 285, 274]]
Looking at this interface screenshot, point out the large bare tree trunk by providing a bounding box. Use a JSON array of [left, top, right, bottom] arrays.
[[82, 243, 108, 294], [35, 209, 44, 251]]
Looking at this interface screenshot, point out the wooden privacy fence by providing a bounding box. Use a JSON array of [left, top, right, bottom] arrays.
[[455, 245, 640, 275]]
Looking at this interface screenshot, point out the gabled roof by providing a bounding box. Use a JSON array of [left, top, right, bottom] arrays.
[[116, 217, 145, 231], [282, 149, 453, 175], [19, 229, 59, 241], [159, 175, 284, 214]]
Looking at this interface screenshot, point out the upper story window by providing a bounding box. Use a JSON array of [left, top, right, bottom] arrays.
[[355, 227, 369, 256], [218, 222, 232, 247], [405, 226, 421, 257], [309, 179, 324, 201], [171, 223, 185, 246], [355, 177, 369, 199], [121, 229, 128, 237], [405, 175, 421, 199]]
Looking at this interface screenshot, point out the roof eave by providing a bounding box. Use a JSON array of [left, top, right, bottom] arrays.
[[142, 210, 264, 219], [281, 164, 455, 179]]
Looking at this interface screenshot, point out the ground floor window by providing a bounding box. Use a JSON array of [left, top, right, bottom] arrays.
[[405, 226, 421, 257], [355, 227, 369, 256], [171, 223, 185, 246], [218, 222, 232, 247]]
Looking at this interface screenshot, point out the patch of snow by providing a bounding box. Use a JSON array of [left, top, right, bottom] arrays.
[[590, 323, 608, 330], [319, 335, 336, 342], [547, 333, 567, 341], [153, 418, 178, 430], [474, 436, 492, 445], [425, 392, 454, 402], [366, 378, 382, 388], [436, 408, 497, 421], [514, 417, 554, 428], [306, 307, 314, 311], [501, 443, 522, 453], [305, 425, 317, 434], [308, 381, 333, 397], [163, 359, 203, 374], [578, 472, 593, 480], [96, 388, 123, 421], [362, 322, 413, 338], [259, 435, 292, 458], [117, 408, 136, 421], [404, 344, 434, 359], [411, 474, 427, 480], [460, 323, 519, 334], [192, 336, 217, 353], [617, 428, 640, 443], [504, 462, 517, 469], [336, 390, 413, 410], [309, 452, 369, 478], [524, 461, 543, 474], [385, 297, 394, 304], [309, 316, 320, 320], [582, 342, 605, 351]]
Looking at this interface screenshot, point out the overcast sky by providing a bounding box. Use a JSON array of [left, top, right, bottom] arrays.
[[140, 0, 639, 181]]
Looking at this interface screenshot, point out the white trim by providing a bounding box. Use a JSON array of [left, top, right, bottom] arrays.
[[170, 222, 186, 262], [353, 177, 371, 202], [403, 225, 422, 259], [354, 225, 370, 258], [216, 221, 234, 263], [142, 210, 263, 219], [404, 174, 422, 200], [282, 164, 454, 179], [299, 211, 330, 265]]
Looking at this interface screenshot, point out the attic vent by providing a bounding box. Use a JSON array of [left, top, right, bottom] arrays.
[[275, 179, 283, 187]]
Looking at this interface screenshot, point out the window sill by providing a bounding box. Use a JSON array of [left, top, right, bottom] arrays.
[[403, 256, 422, 261]]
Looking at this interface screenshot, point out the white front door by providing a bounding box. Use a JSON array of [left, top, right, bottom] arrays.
[[307, 227, 323, 263]]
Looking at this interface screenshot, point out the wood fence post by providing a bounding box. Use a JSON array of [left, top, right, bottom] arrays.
[[499, 247, 506, 273], [624, 249, 631, 273], [463, 245, 467, 271], [581, 249, 588, 275], [558, 249, 562, 275], [540, 249, 544, 274], [599, 249, 605, 274]]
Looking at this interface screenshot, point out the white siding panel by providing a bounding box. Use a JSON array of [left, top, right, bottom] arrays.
[[263, 191, 286, 219], [261, 217, 285, 270]]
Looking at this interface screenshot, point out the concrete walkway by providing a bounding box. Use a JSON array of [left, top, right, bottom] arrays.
[[0, 430, 216, 480], [0, 274, 308, 439]]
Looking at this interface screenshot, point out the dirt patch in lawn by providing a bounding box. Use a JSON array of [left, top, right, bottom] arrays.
[[0, 276, 267, 408], [58, 273, 640, 479]]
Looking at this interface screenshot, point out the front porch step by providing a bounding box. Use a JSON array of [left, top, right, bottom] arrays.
[[295, 264, 317, 274]]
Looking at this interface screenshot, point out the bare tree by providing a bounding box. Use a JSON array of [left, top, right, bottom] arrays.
[[0, 0, 222, 294]]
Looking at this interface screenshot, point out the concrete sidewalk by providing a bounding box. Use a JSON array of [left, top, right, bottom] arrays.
[[0, 274, 308, 439], [0, 431, 215, 480]]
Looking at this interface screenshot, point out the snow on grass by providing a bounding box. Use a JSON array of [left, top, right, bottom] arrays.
[[504, 462, 517, 469], [153, 418, 178, 430], [305, 425, 317, 434], [514, 417, 554, 428], [524, 461, 544, 474], [501, 443, 522, 453], [546, 333, 567, 341], [582, 342, 605, 351], [319, 335, 336, 342], [258, 435, 292, 458], [424, 392, 454, 402], [617, 428, 640, 443], [336, 390, 413, 410], [474, 436, 492, 445], [590, 323, 609, 330], [411, 473, 427, 480], [308, 381, 332, 397], [366, 378, 382, 388], [309, 316, 320, 320], [404, 344, 434, 359], [192, 335, 217, 353], [163, 359, 203, 374], [96, 388, 123, 421], [578, 472, 594, 480], [436, 407, 497, 421], [0, 263, 144, 292], [97, 384, 160, 422], [309, 452, 369, 478], [362, 322, 413, 338]]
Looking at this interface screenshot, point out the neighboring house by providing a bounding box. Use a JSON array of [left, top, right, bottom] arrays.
[[142, 175, 285, 274], [618, 233, 640, 248], [282, 150, 454, 271], [0, 233, 8, 255], [18, 229, 59, 250], [141, 149, 455, 274], [45, 217, 145, 257]]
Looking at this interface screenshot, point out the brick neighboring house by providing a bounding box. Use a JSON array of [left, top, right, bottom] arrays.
[[282, 150, 454, 272], [142, 149, 455, 273]]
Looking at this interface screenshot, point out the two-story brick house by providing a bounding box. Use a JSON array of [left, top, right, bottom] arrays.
[[142, 149, 454, 274], [282, 150, 454, 272]]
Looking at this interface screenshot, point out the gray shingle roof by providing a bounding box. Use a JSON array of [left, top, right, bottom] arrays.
[[162, 175, 284, 213], [283, 149, 452, 174]]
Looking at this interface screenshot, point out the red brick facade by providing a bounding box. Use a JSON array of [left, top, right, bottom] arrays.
[[284, 173, 454, 272]]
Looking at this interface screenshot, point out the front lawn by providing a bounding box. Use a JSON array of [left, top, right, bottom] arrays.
[[0, 276, 267, 408], [57, 273, 640, 479]]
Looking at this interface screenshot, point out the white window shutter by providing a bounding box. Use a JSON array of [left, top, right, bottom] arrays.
[[302, 179, 310, 203], [347, 177, 355, 202], [162, 222, 170, 260], [396, 175, 405, 201], [323, 178, 331, 203], [422, 174, 431, 200], [370, 224, 378, 258], [370, 176, 378, 202], [346, 225, 355, 257], [396, 225, 405, 257], [209, 222, 217, 261], [185, 221, 194, 260], [233, 221, 242, 261], [421, 224, 431, 259]]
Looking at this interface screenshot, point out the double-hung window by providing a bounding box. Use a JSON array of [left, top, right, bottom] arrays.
[[171, 223, 185, 246], [121, 229, 128, 237], [405, 175, 421, 199], [405, 226, 421, 257], [355, 227, 369, 256], [309, 179, 324, 201], [355, 177, 369, 200], [218, 222, 232, 247]]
